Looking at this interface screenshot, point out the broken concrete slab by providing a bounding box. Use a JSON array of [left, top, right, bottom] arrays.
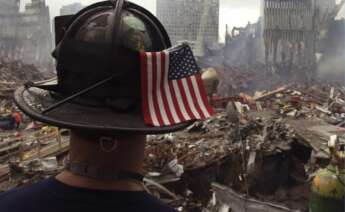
[[211, 183, 300, 212]]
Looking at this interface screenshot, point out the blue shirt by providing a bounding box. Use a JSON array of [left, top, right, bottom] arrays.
[[0, 177, 176, 212]]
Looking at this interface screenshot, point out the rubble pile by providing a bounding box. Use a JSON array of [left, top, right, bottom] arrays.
[[0, 157, 62, 192], [0, 58, 50, 91], [216, 63, 318, 97], [143, 113, 308, 211], [251, 85, 345, 125], [0, 56, 343, 211], [0, 127, 69, 192], [142, 83, 345, 211], [145, 115, 235, 173], [217, 64, 264, 96], [10, 157, 61, 177], [0, 58, 61, 192]]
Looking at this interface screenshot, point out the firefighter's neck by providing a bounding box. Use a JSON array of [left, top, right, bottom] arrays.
[[56, 131, 146, 191]]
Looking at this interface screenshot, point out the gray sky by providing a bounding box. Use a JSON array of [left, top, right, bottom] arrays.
[[221, 0, 261, 37], [21, 0, 344, 42]]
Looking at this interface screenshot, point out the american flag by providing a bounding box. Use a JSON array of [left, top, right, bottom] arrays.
[[140, 44, 214, 127]]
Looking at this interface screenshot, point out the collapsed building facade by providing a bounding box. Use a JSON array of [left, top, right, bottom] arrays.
[[263, 0, 345, 76], [209, 0, 345, 97], [219, 0, 344, 67], [263, 0, 316, 67], [0, 0, 21, 60], [0, 0, 53, 69]]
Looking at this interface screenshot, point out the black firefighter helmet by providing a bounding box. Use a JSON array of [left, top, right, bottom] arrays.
[[14, 0, 193, 134]]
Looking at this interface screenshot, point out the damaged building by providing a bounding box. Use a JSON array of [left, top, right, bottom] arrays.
[[208, 0, 345, 97], [219, 0, 345, 66], [262, 0, 345, 80], [157, 0, 220, 57], [0, 0, 53, 69], [263, 0, 317, 67], [0, 0, 21, 59]]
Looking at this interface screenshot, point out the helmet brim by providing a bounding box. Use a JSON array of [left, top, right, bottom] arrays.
[[14, 82, 193, 134]]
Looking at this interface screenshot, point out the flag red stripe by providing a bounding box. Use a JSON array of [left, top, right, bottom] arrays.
[[195, 74, 215, 116], [186, 76, 206, 119], [168, 80, 186, 122], [162, 51, 180, 124], [151, 53, 164, 126], [160, 53, 175, 125], [177, 80, 196, 120], [140, 52, 153, 125]]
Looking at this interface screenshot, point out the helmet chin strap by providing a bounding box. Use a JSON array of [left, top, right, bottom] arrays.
[[63, 135, 143, 182], [64, 159, 144, 182]]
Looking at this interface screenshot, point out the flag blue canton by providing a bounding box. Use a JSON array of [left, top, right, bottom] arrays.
[[168, 45, 200, 80]]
